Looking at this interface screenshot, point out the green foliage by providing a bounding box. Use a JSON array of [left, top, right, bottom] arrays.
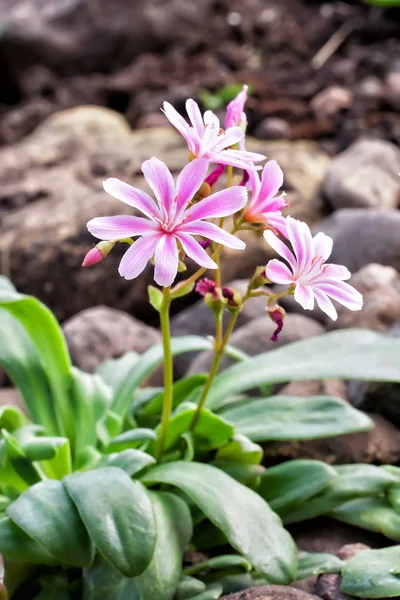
[[200, 84, 251, 112], [1, 277, 400, 598]]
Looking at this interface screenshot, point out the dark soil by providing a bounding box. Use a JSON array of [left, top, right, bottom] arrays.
[[0, 0, 399, 152]]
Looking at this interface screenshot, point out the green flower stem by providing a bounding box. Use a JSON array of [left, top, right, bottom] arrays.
[[156, 286, 173, 463], [189, 310, 239, 431]]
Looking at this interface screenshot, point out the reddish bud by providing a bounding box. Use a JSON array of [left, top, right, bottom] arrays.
[[205, 164, 225, 188], [221, 286, 238, 308], [267, 303, 286, 342], [199, 239, 211, 250], [196, 278, 217, 297], [82, 241, 115, 267]]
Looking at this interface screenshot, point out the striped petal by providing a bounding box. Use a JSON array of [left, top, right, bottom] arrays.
[[154, 234, 179, 287], [175, 158, 210, 219], [211, 127, 244, 152], [103, 178, 161, 220], [183, 186, 247, 223], [175, 232, 217, 269], [260, 161, 284, 202], [286, 217, 313, 274], [317, 281, 363, 311], [179, 220, 246, 249], [162, 101, 190, 137], [264, 229, 296, 269], [87, 215, 158, 240], [186, 99, 205, 135], [294, 284, 315, 310], [118, 234, 161, 280], [313, 232, 333, 261], [313, 288, 338, 321], [265, 259, 293, 284], [141, 157, 175, 220]]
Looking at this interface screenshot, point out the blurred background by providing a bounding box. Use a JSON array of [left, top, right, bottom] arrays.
[[0, 0, 399, 329]]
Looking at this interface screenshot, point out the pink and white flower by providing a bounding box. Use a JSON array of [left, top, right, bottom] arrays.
[[162, 99, 265, 169], [264, 216, 363, 320], [87, 157, 247, 287], [244, 161, 287, 236], [225, 85, 248, 129]]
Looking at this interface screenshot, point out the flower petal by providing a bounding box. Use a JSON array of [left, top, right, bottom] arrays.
[[294, 284, 315, 310], [103, 178, 161, 220], [186, 99, 205, 135], [162, 101, 190, 137], [175, 232, 217, 269], [183, 186, 248, 223], [286, 217, 313, 274], [265, 214, 288, 237], [313, 288, 338, 321], [317, 281, 363, 311], [247, 165, 261, 202], [154, 234, 179, 287], [313, 232, 333, 261], [260, 160, 284, 202], [211, 127, 244, 153], [141, 157, 175, 220], [265, 259, 293, 284], [118, 234, 161, 280], [87, 215, 158, 240], [215, 149, 266, 169], [319, 263, 351, 281], [175, 158, 210, 219], [264, 229, 296, 269], [179, 220, 246, 250]]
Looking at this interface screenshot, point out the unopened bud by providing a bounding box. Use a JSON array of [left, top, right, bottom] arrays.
[[196, 278, 217, 297], [248, 266, 269, 290], [267, 302, 286, 342], [222, 286, 242, 312], [205, 164, 225, 189], [82, 241, 115, 267], [178, 259, 187, 273], [196, 278, 225, 316], [199, 239, 211, 250]]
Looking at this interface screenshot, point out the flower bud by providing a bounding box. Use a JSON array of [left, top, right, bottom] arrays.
[[267, 302, 286, 342], [248, 266, 269, 290], [222, 286, 242, 313], [205, 164, 225, 189], [82, 241, 115, 267], [196, 278, 225, 316], [196, 278, 217, 297]]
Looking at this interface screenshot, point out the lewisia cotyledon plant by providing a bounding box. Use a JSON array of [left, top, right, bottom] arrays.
[[265, 216, 363, 320], [84, 87, 364, 463], [162, 98, 265, 169], [87, 157, 247, 287]]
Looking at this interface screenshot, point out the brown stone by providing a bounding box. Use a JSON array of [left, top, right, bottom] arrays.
[[222, 585, 321, 600], [0, 388, 25, 413]]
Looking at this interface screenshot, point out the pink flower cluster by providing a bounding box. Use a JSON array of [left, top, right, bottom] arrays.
[[85, 86, 363, 320]]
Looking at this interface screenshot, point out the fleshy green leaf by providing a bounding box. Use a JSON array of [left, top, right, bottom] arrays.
[[176, 577, 206, 600], [297, 552, 344, 579], [0, 406, 27, 432], [215, 434, 263, 465], [284, 465, 397, 524], [183, 555, 252, 576], [258, 460, 337, 516], [206, 330, 400, 409], [107, 429, 157, 452], [0, 287, 72, 438], [142, 461, 297, 583], [96, 352, 139, 391], [0, 516, 57, 565], [83, 491, 192, 600], [220, 396, 372, 442], [341, 546, 400, 598], [64, 467, 156, 576], [152, 404, 234, 454], [184, 583, 223, 600], [7, 480, 95, 567], [331, 497, 400, 541], [102, 449, 156, 476]]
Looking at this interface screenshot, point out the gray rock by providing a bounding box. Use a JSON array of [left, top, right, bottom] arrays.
[[384, 71, 400, 111], [311, 86, 353, 119], [313, 209, 400, 274], [222, 585, 321, 600], [187, 314, 325, 375], [171, 279, 268, 378], [328, 263, 400, 332], [63, 305, 161, 373], [254, 117, 291, 140], [323, 139, 400, 210]]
